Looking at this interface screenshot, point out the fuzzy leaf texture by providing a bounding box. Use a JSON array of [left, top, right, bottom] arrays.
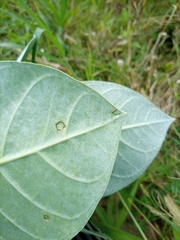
[[85, 81, 174, 196], [0, 62, 125, 240]]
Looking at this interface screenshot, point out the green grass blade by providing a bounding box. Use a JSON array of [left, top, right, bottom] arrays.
[[173, 227, 180, 240], [17, 0, 65, 56], [32, 28, 45, 62], [0, 43, 23, 49], [16, 35, 36, 62], [131, 202, 166, 240], [81, 228, 112, 240], [59, 0, 68, 26], [16, 28, 44, 63], [115, 180, 139, 228], [0, 8, 27, 22], [117, 192, 148, 240], [95, 205, 110, 225], [135, 197, 180, 234], [38, 0, 58, 17], [92, 219, 143, 240], [107, 195, 115, 225], [17, 0, 48, 29]]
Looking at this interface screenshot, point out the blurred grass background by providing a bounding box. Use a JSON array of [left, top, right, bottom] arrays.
[[0, 0, 180, 239]]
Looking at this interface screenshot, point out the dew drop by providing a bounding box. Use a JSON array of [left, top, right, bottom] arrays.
[[56, 121, 66, 132], [43, 215, 50, 221]]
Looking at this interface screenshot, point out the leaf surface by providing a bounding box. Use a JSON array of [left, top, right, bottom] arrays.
[[85, 81, 174, 196], [0, 62, 125, 239]]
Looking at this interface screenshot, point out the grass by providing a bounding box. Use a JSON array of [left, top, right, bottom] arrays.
[[0, 0, 180, 239]]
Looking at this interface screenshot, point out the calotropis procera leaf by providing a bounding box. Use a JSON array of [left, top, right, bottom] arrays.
[[85, 81, 174, 196], [0, 62, 125, 240]]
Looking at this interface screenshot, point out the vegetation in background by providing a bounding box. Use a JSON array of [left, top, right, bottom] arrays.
[[0, 0, 179, 239]]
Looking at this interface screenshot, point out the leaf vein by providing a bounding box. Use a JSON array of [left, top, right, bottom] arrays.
[[0, 211, 39, 239], [0, 169, 84, 220], [1, 74, 60, 159], [37, 150, 103, 183]]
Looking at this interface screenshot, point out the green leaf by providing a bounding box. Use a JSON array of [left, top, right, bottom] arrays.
[[0, 62, 125, 240], [85, 81, 174, 196]]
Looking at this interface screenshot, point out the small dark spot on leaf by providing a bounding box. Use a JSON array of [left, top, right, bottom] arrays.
[[43, 215, 50, 221], [112, 108, 121, 115], [56, 121, 66, 132]]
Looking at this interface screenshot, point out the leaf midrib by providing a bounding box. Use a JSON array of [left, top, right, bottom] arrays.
[[122, 118, 173, 130], [0, 115, 122, 165]]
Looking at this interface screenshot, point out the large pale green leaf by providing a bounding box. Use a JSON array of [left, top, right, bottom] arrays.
[[0, 62, 125, 239], [85, 81, 174, 196]]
